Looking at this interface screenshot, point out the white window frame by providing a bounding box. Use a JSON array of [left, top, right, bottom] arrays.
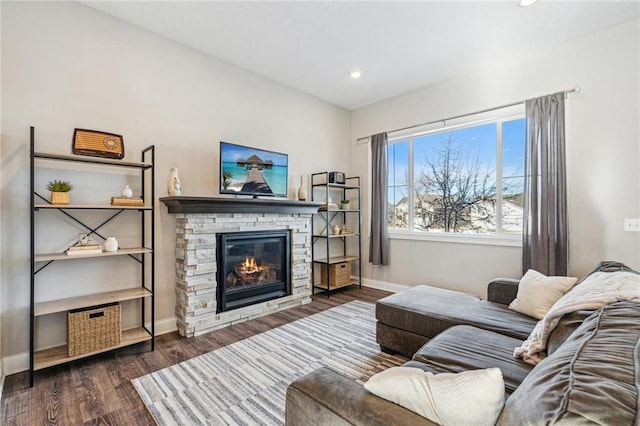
[[387, 106, 524, 247]]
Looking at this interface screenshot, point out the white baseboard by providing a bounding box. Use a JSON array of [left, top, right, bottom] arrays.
[[2, 317, 178, 376], [147, 316, 178, 336], [361, 278, 410, 293]]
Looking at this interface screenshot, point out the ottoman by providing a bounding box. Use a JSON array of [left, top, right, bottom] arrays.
[[375, 285, 537, 357]]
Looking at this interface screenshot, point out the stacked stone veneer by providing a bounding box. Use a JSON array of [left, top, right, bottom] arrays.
[[174, 212, 313, 337]]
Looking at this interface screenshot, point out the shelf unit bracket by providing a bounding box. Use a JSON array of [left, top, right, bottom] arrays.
[[34, 192, 142, 263]]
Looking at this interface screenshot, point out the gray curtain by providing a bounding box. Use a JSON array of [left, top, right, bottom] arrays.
[[369, 132, 390, 266], [522, 92, 568, 276]]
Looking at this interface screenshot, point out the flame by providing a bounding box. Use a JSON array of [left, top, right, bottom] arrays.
[[243, 257, 258, 273]]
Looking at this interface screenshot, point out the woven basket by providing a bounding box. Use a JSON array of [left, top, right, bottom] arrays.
[[320, 262, 352, 287], [67, 303, 121, 357]]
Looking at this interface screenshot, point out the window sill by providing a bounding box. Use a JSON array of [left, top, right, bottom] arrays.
[[389, 230, 522, 247]]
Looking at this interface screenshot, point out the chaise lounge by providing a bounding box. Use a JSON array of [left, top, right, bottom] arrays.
[[286, 261, 640, 425]]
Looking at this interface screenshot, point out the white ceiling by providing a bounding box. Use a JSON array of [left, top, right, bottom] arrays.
[[83, 1, 639, 111]]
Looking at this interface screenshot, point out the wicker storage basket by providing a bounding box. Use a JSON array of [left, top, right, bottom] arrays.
[[67, 302, 121, 357], [320, 262, 352, 287]]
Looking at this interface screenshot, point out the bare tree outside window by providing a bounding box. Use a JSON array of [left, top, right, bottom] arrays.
[[387, 116, 525, 237], [416, 135, 496, 232]]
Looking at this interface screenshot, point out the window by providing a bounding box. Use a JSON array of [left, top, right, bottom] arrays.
[[387, 108, 525, 241]]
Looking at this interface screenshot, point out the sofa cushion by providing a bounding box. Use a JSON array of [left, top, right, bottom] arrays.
[[546, 310, 593, 355], [376, 285, 537, 341], [412, 325, 534, 394], [508, 269, 577, 319], [286, 367, 435, 426], [376, 322, 431, 358], [497, 301, 640, 425], [364, 366, 505, 426]]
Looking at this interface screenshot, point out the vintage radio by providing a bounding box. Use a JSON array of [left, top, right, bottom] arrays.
[[72, 128, 124, 159]]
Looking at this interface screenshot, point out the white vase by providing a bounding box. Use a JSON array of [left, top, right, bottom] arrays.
[[297, 175, 307, 201], [121, 184, 133, 199], [104, 237, 118, 252], [332, 224, 340, 235], [168, 167, 181, 196]]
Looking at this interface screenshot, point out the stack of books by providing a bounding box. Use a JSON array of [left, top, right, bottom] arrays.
[[111, 197, 144, 206], [318, 203, 339, 211], [66, 244, 102, 256]]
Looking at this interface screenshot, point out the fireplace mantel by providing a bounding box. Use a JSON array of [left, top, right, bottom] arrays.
[[162, 200, 316, 337], [160, 196, 322, 215]]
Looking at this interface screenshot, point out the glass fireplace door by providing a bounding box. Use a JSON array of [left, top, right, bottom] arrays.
[[217, 230, 291, 312]]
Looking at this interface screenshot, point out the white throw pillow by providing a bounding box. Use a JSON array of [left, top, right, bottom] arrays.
[[364, 366, 505, 426], [508, 269, 577, 320]]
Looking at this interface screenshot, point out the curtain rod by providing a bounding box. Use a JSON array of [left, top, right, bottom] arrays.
[[355, 85, 581, 144]]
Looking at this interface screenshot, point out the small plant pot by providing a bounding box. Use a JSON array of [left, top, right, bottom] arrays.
[[340, 202, 350, 210], [51, 192, 69, 205]]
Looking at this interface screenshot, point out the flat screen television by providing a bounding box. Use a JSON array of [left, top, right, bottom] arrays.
[[220, 141, 288, 198]]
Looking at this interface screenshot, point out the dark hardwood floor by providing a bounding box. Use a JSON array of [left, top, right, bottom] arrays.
[[1, 287, 391, 426]]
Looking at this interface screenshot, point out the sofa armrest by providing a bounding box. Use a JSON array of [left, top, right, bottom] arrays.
[[286, 367, 435, 426], [487, 278, 520, 305]]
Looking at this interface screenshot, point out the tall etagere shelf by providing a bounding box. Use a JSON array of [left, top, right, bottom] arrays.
[[29, 127, 155, 387], [311, 172, 362, 296]]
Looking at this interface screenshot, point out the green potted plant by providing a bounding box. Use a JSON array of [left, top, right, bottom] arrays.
[[340, 199, 350, 210], [47, 179, 73, 205]]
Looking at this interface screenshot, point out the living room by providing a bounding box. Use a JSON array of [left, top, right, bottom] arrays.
[[1, 1, 639, 424]]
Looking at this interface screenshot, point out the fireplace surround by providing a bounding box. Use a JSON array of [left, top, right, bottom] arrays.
[[161, 197, 321, 337]]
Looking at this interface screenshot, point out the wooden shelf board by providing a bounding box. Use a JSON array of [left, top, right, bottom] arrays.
[[35, 288, 152, 316], [313, 233, 359, 238], [34, 327, 152, 371], [34, 152, 152, 169], [313, 255, 359, 265], [35, 247, 152, 262], [314, 279, 360, 290], [35, 204, 151, 210], [312, 183, 360, 190]]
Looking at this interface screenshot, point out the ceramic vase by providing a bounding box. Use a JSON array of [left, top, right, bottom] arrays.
[[121, 185, 133, 199], [50, 192, 69, 205], [332, 224, 340, 235], [168, 167, 181, 196], [297, 175, 307, 201], [104, 237, 118, 252]]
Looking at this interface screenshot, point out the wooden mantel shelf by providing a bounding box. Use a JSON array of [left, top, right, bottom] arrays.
[[160, 196, 323, 215]]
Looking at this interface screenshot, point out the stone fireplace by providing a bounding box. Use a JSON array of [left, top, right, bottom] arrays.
[[161, 197, 321, 337]]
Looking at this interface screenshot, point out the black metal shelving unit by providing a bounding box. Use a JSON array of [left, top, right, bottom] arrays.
[[310, 172, 362, 296], [29, 126, 155, 387]]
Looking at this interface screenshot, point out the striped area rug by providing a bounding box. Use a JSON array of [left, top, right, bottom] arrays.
[[132, 301, 406, 425]]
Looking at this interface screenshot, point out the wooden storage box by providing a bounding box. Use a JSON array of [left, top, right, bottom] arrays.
[[67, 302, 121, 357], [320, 262, 352, 287]]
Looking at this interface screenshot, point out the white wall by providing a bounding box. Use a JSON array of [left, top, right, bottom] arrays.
[[0, 0, 3, 389], [0, 1, 350, 372], [351, 19, 640, 297]]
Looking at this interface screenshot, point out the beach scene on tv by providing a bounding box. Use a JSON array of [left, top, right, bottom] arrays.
[[220, 142, 288, 197]]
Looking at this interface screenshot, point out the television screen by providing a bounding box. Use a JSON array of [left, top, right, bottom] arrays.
[[220, 141, 288, 197]]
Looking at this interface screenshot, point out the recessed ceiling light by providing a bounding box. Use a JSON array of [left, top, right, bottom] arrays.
[[349, 71, 362, 79], [519, 0, 539, 7]]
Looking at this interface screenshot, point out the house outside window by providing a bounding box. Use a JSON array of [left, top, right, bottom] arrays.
[[387, 106, 525, 244]]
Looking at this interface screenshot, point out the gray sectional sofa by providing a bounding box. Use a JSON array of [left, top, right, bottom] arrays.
[[285, 261, 640, 425]]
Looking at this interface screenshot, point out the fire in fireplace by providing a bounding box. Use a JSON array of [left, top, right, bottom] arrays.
[[217, 230, 291, 312], [227, 256, 277, 287]]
